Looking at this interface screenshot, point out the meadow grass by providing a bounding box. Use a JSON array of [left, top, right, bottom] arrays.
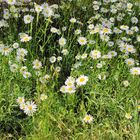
[[0, 0, 140, 140]]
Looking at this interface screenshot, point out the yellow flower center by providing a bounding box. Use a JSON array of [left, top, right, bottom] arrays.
[[133, 70, 138, 74], [23, 37, 29, 41], [103, 28, 109, 33], [80, 78, 85, 82], [128, 61, 132, 65], [67, 82, 72, 86], [85, 116, 91, 121], [28, 105, 33, 111], [4, 48, 9, 51], [128, 48, 132, 51], [68, 87, 73, 91], [80, 39, 85, 43], [19, 98, 23, 103]]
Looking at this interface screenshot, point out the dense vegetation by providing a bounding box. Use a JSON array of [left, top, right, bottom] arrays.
[[0, 0, 140, 139]]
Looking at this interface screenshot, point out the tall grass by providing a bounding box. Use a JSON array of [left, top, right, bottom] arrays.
[[0, 0, 140, 139]]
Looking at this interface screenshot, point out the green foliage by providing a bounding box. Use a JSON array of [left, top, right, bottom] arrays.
[[0, 0, 140, 140]]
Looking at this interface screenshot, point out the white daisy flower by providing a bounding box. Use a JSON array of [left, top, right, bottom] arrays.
[[100, 35, 109, 42], [16, 55, 26, 62], [90, 50, 101, 59], [127, 3, 133, 11], [41, 3, 49, 9], [16, 97, 25, 104], [35, 4, 43, 13], [83, 114, 93, 123], [108, 41, 114, 47], [33, 59, 42, 70], [42, 6, 54, 17], [60, 85, 67, 93], [122, 80, 130, 87], [13, 42, 19, 49], [131, 17, 138, 24], [126, 45, 136, 53], [19, 33, 32, 42], [97, 63, 103, 68], [88, 24, 94, 30], [20, 103, 26, 110], [76, 75, 88, 86], [23, 71, 31, 78], [108, 51, 117, 57], [130, 67, 140, 75], [93, 5, 99, 10], [61, 49, 69, 55], [0, 45, 13, 56], [3, 12, 10, 20], [65, 85, 76, 94], [20, 66, 28, 74], [120, 25, 129, 31], [100, 28, 112, 34], [70, 18, 76, 23], [24, 15, 34, 24], [17, 48, 28, 57], [125, 58, 135, 66], [10, 64, 18, 72], [24, 101, 37, 116], [65, 76, 75, 86], [59, 37, 66, 46], [49, 56, 56, 63], [78, 37, 87, 45]]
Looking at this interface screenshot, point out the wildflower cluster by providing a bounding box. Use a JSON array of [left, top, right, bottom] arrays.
[[0, 0, 140, 139], [60, 75, 88, 94]]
